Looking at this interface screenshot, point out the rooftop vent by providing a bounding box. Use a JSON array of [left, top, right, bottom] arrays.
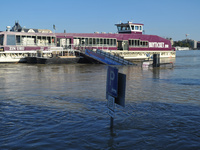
[[6, 26, 11, 32]]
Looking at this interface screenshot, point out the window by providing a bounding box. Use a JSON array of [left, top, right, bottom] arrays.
[[7, 35, 16, 45], [129, 39, 148, 47], [135, 26, 139, 30], [81, 38, 85, 45], [131, 26, 134, 30], [129, 40, 132, 46], [52, 37, 56, 45], [93, 38, 96, 45], [0, 35, 3, 45], [104, 39, 106, 45], [100, 38, 103, 44], [97, 38, 100, 45], [110, 39, 113, 45], [47, 37, 51, 45], [85, 38, 88, 45], [107, 39, 109, 45], [89, 38, 92, 45], [117, 26, 121, 31], [16, 35, 21, 45], [114, 39, 116, 45], [73, 37, 116, 47]]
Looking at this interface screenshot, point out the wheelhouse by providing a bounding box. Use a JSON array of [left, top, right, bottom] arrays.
[[115, 21, 143, 34]]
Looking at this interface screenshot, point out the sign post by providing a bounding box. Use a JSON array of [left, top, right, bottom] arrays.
[[106, 66, 126, 129]]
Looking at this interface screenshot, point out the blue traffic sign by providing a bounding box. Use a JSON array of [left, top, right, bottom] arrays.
[[106, 66, 118, 97]]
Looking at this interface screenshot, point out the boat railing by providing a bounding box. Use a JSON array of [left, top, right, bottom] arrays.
[[16, 42, 56, 47], [96, 49, 134, 65], [71, 44, 114, 51]]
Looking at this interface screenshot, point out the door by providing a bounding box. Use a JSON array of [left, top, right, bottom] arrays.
[[117, 41, 123, 50], [123, 40, 129, 50], [117, 40, 129, 50]]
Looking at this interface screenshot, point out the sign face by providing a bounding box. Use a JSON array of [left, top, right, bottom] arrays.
[[108, 109, 115, 118], [106, 66, 118, 97], [115, 73, 126, 107], [107, 95, 115, 111]]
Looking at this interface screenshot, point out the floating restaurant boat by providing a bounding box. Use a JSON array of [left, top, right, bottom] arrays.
[[56, 21, 176, 60], [0, 21, 175, 63], [0, 22, 80, 63]]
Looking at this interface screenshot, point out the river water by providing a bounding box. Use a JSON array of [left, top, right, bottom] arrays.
[[0, 50, 200, 149]]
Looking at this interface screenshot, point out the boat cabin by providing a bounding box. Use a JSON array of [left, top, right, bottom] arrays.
[[115, 21, 143, 34]]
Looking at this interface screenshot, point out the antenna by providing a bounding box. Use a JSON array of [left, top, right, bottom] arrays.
[[185, 34, 189, 38], [185, 34, 189, 42]]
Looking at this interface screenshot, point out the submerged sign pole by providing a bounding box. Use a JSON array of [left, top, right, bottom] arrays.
[[106, 66, 126, 129], [106, 66, 118, 129]]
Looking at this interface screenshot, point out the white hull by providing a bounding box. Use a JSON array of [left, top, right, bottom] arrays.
[[0, 49, 74, 63], [0, 52, 31, 63], [0, 50, 176, 63], [106, 50, 176, 60]]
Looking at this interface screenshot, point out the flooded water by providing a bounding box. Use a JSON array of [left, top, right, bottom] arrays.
[[0, 50, 200, 149]]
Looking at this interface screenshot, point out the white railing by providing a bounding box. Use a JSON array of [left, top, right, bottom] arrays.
[[16, 42, 56, 47], [96, 49, 135, 65]]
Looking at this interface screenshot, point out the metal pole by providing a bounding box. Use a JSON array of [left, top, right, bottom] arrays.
[[110, 117, 114, 129]]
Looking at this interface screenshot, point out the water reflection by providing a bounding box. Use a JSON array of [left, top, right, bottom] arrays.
[[152, 68, 160, 79]]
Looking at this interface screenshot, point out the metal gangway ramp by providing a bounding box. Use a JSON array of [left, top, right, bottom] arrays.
[[84, 49, 136, 65]]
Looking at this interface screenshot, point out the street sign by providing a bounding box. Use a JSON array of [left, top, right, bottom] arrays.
[[106, 66, 126, 129], [106, 66, 118, 97], [107, 94, 115, 111], [115, 73, 126, 107], [108, 109, 115, 118]]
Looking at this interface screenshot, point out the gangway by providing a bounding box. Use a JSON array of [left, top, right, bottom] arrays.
[[84, 49, 136, 65]]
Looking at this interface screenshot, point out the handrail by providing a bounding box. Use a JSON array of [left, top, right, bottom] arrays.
[[96, 49, 134, 65]]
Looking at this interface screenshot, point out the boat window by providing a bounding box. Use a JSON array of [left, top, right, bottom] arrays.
[[135, 26, 139, 30], [100, 38, 103, 44], [97, 38, 100, 45], [47, 37, 51, 45], [7, 35, 16, 45], [104, 39, 107, 45], [129, 40, 131, 45], [110, 39, 113, 45], [93, 38, 96, 45], [117, 26, 121, 31], [89, 38, 92, 45], [73, 37, 117, 47], [107, 39, 109, 45], [0, 34, 4, 45], [122, 26, 130, 31], [140, 26, 142, 31], [16, 35, 21, 45], [42, 36, 47, 45], [129, 39, 148, 47], [131, 26, 134, 30], [52, 37, 55, 45], [85, 38, 88, 45], [114, 39, 116, 45]]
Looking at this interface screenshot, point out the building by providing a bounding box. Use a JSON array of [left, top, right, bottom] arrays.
[[10, 21, 52, 33], [197, 42, 200, 50], [174, 39, 197, 49]]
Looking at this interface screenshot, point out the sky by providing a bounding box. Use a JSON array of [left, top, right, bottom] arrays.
[[0, 0, 200, 41]]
